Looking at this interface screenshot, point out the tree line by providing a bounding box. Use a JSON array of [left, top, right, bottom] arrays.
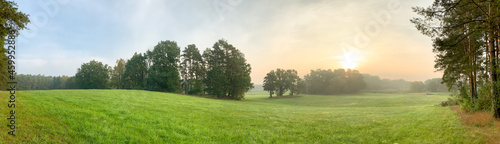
[[363, 75, 447, 93], [363, 74, 411, 92], [261, 69, 448, 97], [17, 39, 253, 100], [19, 70, 448, 94], [412, 0, 500, 118], [408, 78, 448, 93], [263, 68, 366, 97], [17, 74, 77, 90]]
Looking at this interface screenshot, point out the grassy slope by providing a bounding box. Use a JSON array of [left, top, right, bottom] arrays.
[[0, 90, 481, 143]]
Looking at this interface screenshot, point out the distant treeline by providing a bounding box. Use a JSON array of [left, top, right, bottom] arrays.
[[17, 39, 254, 100], [18, 71, 448, 96], [263, 68, 366, 97], [17, 74, 78, 90], [261, 70, 448, 97], [303, 69, 365, 95], [363, 74, 447, 93]]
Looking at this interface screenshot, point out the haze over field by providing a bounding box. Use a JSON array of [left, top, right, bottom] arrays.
[[16, 0, 438, 83]]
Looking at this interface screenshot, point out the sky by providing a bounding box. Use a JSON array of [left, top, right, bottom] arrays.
[[14, 0, 439, 84]]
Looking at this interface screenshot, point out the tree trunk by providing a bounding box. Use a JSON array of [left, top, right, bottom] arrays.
[[489, 1, 500, 119], [469, 73, 475, 101], [490, 26, 500, 118], [468, 37, 478, 101]]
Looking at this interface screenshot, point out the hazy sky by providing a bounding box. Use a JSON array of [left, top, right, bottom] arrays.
[[14, 0, 438, 84]]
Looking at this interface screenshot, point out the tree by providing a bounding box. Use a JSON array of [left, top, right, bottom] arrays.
[[264, 68, 302, 97], [53, 76, 63, 89], [412, 0, 500, 117], [111, 58, 126, 89], [203, 45, 227, 98], [304, 69, 366, 94], [304, 69, 329, 94], [263, 70, 277, 98], [409, 81, 425, 93], [345, 69, 366, 93], [274, 68, 287, 96], [425, 78, 441, 92], [123, 52, 148, 89], [362, 74, 413, 92], [180, 44, 205, 95], [204, 39, 253, 99], [296, 78, 306, 96], [65, 76, 78, 89], [0, 0, 30, 89], [75, 60, 110, 89], [146, 40, 181, 92], [285, 69, 300, 96]]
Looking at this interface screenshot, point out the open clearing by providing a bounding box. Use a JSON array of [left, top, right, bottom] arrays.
[[0, 90, 481, 143]]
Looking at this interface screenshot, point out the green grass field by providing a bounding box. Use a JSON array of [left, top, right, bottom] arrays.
[[0, 90, 482, 143]]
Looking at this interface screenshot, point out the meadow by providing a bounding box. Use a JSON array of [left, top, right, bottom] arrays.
[[0, 90, 482, 143]]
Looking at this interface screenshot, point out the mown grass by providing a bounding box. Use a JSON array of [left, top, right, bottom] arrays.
[[0, 90, 482, 143]]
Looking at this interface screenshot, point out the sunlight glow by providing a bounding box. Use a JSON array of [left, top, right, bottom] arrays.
[[339, 52, 360, 69]]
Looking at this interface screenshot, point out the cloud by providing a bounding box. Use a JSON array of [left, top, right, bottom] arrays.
[[13, 0, 441, 82]]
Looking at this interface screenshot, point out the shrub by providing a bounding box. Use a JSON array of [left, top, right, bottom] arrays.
[[440, 97, 459, 107]]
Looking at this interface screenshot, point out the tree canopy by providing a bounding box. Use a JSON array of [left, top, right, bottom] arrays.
[[203, 39, 253, 99], [181, 44, 206, 95], [146, 40, 182, 92], [304, 69, 366, 95], [75, 60, 110, 89], [111, 59, 126, 89], [122, 53, 147, 90], [15, 38, 254, 100], [0, 0, 29, 89], [263, 69, 301, 97], [412, 0, 500, 117]]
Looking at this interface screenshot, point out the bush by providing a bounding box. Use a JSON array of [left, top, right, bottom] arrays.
[[440, 97, 459, 107]]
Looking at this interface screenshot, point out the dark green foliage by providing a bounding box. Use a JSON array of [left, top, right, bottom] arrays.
[[263, 69, 302, 97], [146, 40, 181, 92], [440, 97, 460, 107], [275, 69, 287, 96], [304, 69, 366, 94], [203, 39, 253, 99], [412, 0, 500, 117], [122, 53, 148, 90], [263, 70, 277, 97], [181, 44, 206, 95], [17, 39, 253, 100], [110, 59, 126, 89], [65, 76, 79, 89], [285, 69, 300, 96], [75, 60, 110, 89], [0, 0, 29, 89], [203, 45, 227, 97]]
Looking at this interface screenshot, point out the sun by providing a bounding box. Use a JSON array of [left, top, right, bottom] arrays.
[[339, 52, 360, 69]]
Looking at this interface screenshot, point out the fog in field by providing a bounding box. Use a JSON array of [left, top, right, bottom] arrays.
[[16, 0, 438, 84]]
